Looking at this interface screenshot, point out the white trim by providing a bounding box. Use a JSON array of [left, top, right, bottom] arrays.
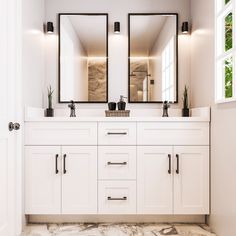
[[215, 96, 236, 103], [215, 0, 235, 103]]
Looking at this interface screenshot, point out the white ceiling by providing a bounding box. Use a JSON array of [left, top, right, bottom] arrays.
[[130, 15, 172, 57], [68, 15, 107, 57]]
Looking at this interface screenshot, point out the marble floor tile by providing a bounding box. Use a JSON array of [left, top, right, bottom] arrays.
[[22, 223, 216, 236]]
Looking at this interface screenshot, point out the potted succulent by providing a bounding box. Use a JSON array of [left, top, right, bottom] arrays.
[[46, 85, 54, 117], [182, 85, 190, 117]]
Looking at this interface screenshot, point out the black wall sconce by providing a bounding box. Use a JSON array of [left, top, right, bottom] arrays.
[[114, 22, 120, 34], [181, 21, 189, 34], [47, 22, 54, 34]]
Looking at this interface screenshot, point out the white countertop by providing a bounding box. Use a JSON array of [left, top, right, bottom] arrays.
[[24, 106, 211, 122], [25, 116, 210, 122]]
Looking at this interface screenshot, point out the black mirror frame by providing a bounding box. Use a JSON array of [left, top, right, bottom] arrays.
[[58, 13, 109, 103], [128, 13, 179, 103]]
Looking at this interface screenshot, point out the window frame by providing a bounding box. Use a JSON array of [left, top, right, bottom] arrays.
[[161, 36, 175, 102], [215, 0, 236, 103]]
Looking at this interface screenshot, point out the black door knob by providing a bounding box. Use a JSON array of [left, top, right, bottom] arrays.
[[9, 122, 20, 131]]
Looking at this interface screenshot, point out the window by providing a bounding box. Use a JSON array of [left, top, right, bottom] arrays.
[[215, 0, 236, 102], [162, 37, 175, 102]]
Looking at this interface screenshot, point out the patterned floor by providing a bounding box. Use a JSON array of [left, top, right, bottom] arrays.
[[22, 223, 216, 236]]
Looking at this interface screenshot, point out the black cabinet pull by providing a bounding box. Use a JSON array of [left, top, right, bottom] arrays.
[[107, 196, 127, 201], [107, 132, 127, 135], [63, 154, 67, 174], [168, 154, 171, 174], [55, 154, 59, 174], [176, 154, 180, 174], [107, 162, 127, 165]]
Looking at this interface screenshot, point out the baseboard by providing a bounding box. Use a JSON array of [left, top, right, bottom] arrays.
[[28, 215, 205, 224]]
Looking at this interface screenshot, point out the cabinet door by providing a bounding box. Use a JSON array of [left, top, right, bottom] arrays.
[[62, 146, 97, 214], [137, 146, 173, 214], [25, 146, 61, 214], [174, 146, 209, 214]]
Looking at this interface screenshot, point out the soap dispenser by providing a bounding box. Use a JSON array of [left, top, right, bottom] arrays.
[[117, 95, 127, 110]]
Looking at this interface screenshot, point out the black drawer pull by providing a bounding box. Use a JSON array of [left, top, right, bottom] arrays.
[[107, 162, 127, 165], [63, 154, 67, 174], [107, 132, 127, 135], [55, 154, 59, 174], [168, 154, 171, 174], [107, 196, 127, 201], [176, 154, 180, 174]]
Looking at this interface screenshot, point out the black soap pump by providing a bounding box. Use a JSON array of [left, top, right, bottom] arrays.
[[117, 95, 127, 110]]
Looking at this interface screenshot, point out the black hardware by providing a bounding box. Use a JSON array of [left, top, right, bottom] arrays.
[[8, 122, 20, 131], [68, 100, 76, 117], [162, 101, 170, 117], [107, 132, 127, 135], [55, 154, 59, 174], [107, 197, 127, 201], [168, 154, 171, 174], [107, 162, 127, 165], [63, 154, 67, 174], [176, 154, 180, 174]]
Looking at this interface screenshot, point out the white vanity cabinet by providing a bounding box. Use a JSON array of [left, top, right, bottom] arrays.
[[173, 146, 209, 214], [137, 146, 209, 214], [137, 146, 173, 214], [25, 146, 61, 214], [25, 122, 98, 215], [25, 146, 97, 214], [24, 117, 210, 216]]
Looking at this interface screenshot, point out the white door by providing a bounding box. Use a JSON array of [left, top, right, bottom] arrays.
[[62, 146, 97, 214], [137, 146, 173, 214], [25, 146, 61, 214], [0, 0, 20, 235], [174, 146, 209, 214]]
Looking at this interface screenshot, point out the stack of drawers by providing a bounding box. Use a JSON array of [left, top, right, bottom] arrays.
[[98, 122, 137, 214]]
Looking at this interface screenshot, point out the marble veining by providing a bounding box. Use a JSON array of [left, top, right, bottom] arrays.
[[22, 223, 216, 236]]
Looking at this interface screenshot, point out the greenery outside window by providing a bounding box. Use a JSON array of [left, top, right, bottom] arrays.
[[216, 0, 236, 103]]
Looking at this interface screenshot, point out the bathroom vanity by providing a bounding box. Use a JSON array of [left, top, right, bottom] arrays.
[[24, 107, 210, 216]]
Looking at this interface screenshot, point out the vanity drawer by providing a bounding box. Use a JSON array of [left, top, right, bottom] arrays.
[[25, 122, 97, 145], [98, 122, 136, 145], [98, 146, 136, 180], [137, 122, 209, 145], [98, 181, 136, 214]]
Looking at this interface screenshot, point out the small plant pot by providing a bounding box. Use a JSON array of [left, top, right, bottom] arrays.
[[45, 108, 54, 117], [182, 108, 190, 117], [108, 102, 116, 111]]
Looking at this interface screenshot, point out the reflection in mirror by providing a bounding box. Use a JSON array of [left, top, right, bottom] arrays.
[[59, 14, 108, 103], [128, 14, 178, 103]]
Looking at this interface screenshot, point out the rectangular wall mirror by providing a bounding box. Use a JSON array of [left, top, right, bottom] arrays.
[[59, 13, 108, 103], [128, 13, 178, 103]]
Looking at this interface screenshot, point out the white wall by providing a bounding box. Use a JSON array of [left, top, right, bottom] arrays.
[[190, 0, 236, 235], [22, 0, 45, 107], [45, 0, 191, 109]]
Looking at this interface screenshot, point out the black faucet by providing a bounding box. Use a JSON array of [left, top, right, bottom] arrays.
[[162, 101, 170, 117], [68, 100, 76, 117]]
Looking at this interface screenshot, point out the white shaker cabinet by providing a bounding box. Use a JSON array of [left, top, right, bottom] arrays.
[[137, 146, 173, 214], [25, 118, 210, 216], [61, 146, 97, 214], [137, 146, 209, 214], [25, 146, 61, 214], [174, 146, 209, 214], [25, 146, 97, 214]]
